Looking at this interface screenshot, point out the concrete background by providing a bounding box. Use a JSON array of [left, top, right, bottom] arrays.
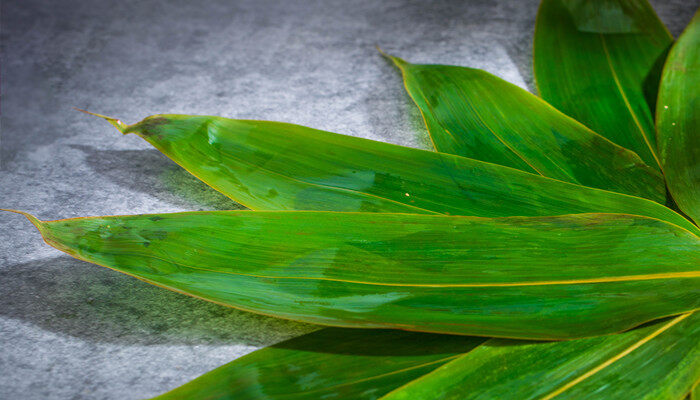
[[1, 0, 696, 398]]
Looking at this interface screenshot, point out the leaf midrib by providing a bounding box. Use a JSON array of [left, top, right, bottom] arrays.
[[539, 313, 692, 400], [96, 249, 700, 289], [599, 33, 661, 169]]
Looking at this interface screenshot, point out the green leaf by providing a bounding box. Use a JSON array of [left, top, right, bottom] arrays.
[[534, 0, 673, 170], [79, 112, 694, 233], [382, 56, 664, 201], [154, 313, 700, 399], [9, 210, 699, 340], [381, 312, 700, 400], [152, 328, 485, 400], [656, 11, 700, 224]]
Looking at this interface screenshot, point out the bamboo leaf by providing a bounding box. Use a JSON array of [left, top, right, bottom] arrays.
[[79, 112, 694, 232], [152, 328, 485, 400], [9, 210, 699, 340], [382, 56, 664, 201], [381, 312, 700, 400], [153, 313, 700, 399], [8, 1, 691, 398], [534, 0, 672, 170], [656, 11, 700, 224]]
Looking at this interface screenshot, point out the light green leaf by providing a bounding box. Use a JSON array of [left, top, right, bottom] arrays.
[[79, 112, 693, 232], [656, 10, 700, 224], [381, 312, 699, 400], [152, 328, 485, 400], [9, 210, 699, 340], [382, 55, 664, 201], [534, 0, 672, 170]]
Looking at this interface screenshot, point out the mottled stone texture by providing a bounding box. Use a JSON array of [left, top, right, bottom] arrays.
[[0, 0, 695, 398]]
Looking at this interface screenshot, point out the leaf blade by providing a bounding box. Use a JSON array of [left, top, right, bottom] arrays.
[[87, 114, 697, 232], [152, 328, 485, 400], [534, 0, 672, 169], [385, 56, 664, 200], [381, 312, 700, 400], [656, 10, 700, 224], [13, 210, 700, 340]]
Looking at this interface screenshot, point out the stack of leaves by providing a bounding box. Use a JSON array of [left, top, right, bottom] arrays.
[[6, 0, 698, 398]]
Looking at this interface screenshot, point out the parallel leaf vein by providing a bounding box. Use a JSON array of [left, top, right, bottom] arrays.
[[540, 313, 692, 400], [599, 34, 660, 168], [116, 251, 700, 288]]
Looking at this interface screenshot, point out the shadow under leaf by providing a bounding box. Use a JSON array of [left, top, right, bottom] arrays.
[[0, 256, 316, 346], [71, 145, 245, 211]]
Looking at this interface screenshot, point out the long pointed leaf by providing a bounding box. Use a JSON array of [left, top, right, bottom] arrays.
[[10, 210, 699, 340], [381, 312, 700, 400], [152, 328, 485, 400], [153, 314, 700, 399], [656, 11, 700, 224], [80, 113, 694, 232], [383, 56, 664, 201], [534, 0, 672, 169]]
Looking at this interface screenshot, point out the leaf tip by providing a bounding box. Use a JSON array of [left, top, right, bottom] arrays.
[[375, 46, 408, 69], [74, 107, 129, 134], [1, 209, 43, 230]]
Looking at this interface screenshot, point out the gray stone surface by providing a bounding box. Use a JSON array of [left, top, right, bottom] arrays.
[[0, 0, 695, 398]]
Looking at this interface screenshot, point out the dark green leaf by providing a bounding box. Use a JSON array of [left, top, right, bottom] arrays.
[[154, 313, 700, 399], [152, 328, 485, 400], [534, 0, 672, 170], [381, 312, 699, 400], [9, 210, 699, 340], [382, 56, 664, 201], [656, 11, 700, 224]]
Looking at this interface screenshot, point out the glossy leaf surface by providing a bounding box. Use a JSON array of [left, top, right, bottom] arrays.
[[534, 0, 672, 169], [153, 328, 485, 400], [382, 312, 700, 400], [81, 113, 691, 232], [384, 56, 664, 201], [656, 11, 700, 224], [13, 210, 700, 340]]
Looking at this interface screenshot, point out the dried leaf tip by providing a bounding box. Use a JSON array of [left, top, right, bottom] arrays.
[[375, 46, 408, 69], [73, 107, 129, 134], [1, 209, 43, 231]]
